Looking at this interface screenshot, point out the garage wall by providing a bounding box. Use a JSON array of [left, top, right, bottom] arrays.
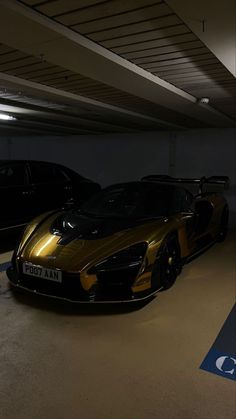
[[1, 128, 236, 227], [174, 129, 236, 228], [3, 132, 171, 186], [0, 137, 10, 159]]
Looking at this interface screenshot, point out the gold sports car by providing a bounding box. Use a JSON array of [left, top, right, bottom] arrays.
[[7, 176, 229, 303]]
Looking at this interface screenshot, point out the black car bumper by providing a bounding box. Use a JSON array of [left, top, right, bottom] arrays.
[[7, 266, 158, 303]]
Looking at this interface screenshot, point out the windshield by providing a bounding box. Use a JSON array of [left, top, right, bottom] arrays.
[[79, 182, 183, 219]]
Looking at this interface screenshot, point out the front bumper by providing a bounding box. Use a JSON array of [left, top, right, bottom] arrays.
[[7, 266, 159, 303]]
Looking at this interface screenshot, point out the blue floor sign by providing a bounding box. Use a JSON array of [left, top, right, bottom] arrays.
[[200, 304, 236, 381], [0, 261, 11, 273]]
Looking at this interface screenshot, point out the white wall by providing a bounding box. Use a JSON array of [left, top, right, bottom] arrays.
[[1, 128, 236, 227]]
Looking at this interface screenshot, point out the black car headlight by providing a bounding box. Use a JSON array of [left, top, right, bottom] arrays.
[[89, 242, 148, 273]]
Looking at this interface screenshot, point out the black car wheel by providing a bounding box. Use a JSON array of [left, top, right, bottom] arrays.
[[217, 205, 229, 242], [152, 235, 182, 290]]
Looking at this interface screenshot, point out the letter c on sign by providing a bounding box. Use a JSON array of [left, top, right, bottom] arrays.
[[216, 356, 236, 375]]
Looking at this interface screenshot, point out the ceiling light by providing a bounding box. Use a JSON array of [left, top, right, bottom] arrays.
[[0, 113, 17, 121]]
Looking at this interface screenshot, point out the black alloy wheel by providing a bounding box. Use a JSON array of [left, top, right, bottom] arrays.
[[217, 205, 229, 242], [152, 235, 182, 290]]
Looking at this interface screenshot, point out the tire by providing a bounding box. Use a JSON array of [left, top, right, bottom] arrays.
[[151, 235, 182, 290], [217, 205, 229, 242]]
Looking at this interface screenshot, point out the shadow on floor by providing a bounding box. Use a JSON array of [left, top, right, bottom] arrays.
[[11, 287, 156, 315]]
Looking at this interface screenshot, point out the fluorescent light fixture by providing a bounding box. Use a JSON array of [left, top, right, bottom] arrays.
[[0, 113, 17, 121]]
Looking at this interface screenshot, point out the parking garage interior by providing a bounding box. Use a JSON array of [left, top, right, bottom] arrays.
[[0, 1, 236, 419]]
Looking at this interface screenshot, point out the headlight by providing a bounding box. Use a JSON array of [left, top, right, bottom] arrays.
[[89, 242, 147, 273]]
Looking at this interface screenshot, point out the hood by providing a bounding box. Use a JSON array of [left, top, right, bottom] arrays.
[[50, 210, 155, 244], [19, 210, 171, 272]]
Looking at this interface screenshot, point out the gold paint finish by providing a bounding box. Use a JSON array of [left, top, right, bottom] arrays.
[[80, 272, 97, 291], [168, 256, 173, 265], [15, 189, 227, 298]]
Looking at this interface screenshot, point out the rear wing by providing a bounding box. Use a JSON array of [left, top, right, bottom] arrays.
[[141, 175, 230, 194]]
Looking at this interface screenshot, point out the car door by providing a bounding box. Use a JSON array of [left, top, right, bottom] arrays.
[[28, 162, 71, 215], [0, 162, 32, 230], [184, 196, 214, 252], [171, 188, 197, 252], [192, 198, 214, 237]]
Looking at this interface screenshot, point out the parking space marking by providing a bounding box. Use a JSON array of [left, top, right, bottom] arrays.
[[200, 304, 236, 381], [0, 261, 11, 273]]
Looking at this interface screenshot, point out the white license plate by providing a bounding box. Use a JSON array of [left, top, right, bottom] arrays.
[[23, 263, 62, 283]]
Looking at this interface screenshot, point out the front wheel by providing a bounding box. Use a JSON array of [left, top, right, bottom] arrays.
[[151, 235, 182, 290]]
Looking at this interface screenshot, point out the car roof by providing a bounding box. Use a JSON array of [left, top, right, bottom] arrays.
[[0, 160, 87, 181], [0, 159, 76, 172], [0, 159, 62, 166]]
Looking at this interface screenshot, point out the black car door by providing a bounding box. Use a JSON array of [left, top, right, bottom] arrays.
[[28, 162, 72, 215], [184, 196, 214, 251], [0, 162, 32, 230]]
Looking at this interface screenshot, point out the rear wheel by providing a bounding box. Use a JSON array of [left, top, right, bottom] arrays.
[[151, 235, 182, 290], [217, 205, 229, 242]]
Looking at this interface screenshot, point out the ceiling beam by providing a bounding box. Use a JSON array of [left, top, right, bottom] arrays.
[[0, 72, 184, 129], [0, 0, 235, 127]]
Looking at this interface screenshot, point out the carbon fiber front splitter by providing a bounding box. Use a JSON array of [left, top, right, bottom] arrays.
[[7, 266, 161, 304]]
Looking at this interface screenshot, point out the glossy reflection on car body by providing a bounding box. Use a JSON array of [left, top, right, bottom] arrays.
[[7, 177, 229, 303]]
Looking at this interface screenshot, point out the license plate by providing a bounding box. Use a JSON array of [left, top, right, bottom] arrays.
[[23, 262, 62, 283]]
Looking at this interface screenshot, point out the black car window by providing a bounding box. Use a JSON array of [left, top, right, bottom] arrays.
[[30, 163, 70, 184], [0, 164, 26, 187], [30, 163, 56, 184], [53, 166, 70, 182], [172, 188, 193, 212], [81, 183, 179, 219]]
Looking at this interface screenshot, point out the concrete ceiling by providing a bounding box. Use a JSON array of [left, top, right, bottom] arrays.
[[166, 0, 236, 77], [0, 0, 235, 135]]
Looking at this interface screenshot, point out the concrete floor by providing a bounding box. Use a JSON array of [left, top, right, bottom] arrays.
[[0, 232, 235, 419]]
